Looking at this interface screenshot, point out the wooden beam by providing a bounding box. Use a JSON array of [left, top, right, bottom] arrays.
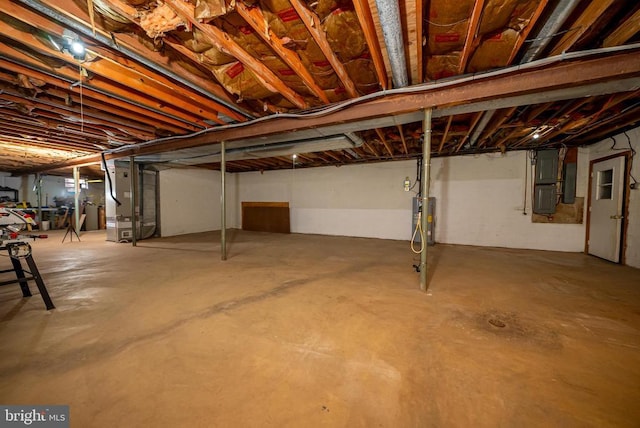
[[19, 48, 640, 171], [289, 0, 359, 98], [234, 2, 329, 103], [397, 125, 409, 154], [0, 57, 197, 132], [603, 7, 640, 47], [164, 0, 308, 109], [416, 0, 424, 84], [20, 0, 246, 118], [525, 102, 554, 123], [569, 110, 640, 143], [455, 112, 482, 151], [477, 106, 517, 148], [0, 91, 155, 139], [438, 116, 453, 153], [0, 49, 205, 128], [351, 0, 388, 89], [507, 0, 549, 63], [375, 128, 394, 157], [0, 21, 226, 125], [42, 87, 188, 134], [363, 140, 380, 156], [549, 0, 617, 55], [458, 0, 486, 74]]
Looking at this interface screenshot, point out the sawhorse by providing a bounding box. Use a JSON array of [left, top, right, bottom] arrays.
[[0, 243, 54, 310]]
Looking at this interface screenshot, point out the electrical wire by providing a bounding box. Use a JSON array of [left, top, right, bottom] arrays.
[[624, 131, 638, 187], [101, 42, 640, 157], [409, 157, 421, 192], [410, 211, 425, 254], [101, 153, 121, 206]]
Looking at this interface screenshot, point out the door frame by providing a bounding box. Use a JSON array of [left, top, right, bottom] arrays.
[[585, 151, 632, 263]]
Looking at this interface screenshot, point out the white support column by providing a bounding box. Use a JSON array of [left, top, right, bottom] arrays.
[[73, 166, 80, 233]]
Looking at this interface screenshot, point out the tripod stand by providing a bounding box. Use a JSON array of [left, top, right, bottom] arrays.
[[62, 221, 81, 243]]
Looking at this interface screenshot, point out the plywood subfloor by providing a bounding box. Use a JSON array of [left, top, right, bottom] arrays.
[[1, 230, 639, 427]]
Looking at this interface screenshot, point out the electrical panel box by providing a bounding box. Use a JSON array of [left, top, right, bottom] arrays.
[[535, 149, 559, 184], [412, 197, 435, 246], [534, 184, 556, 214]]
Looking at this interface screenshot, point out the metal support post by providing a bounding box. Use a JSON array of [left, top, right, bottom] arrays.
[[420, 108, 432, 292], [130, 156, 137, 246], [221, 141, 227, 261], [36, 173, 42, 229], [73, 166, 80, 232]]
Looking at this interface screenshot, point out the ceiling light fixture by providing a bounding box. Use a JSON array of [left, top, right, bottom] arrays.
[[61, 29, 86, 61], [532, 132, 541, 139], [70, 41, 85, 57]]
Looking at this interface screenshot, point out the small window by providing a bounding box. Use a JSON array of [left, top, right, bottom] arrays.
[[64, 178, 88, 193], [597, 169, 613, 200]]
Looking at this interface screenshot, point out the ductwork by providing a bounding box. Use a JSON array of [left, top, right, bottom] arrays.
[[471, 0, 581, 146], [520, 0, 582, 63], [374, 0, 409, 88]]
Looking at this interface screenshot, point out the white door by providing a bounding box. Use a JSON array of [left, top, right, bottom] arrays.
[[588, 156, 626, 262]]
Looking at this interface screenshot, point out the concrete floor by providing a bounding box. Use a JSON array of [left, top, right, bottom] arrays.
[[0, 229, 639, 427]]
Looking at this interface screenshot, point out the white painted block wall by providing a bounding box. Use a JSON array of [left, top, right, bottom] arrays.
[[233, 151, 588, 251], [233, 163, 414, 240], [158, 168, 235, 237], [430, 151, 588, 251], [157, 125, 640, 268]]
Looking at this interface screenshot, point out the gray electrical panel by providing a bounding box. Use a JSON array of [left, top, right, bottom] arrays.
[[412, 197, 435, 245], [536, 149, 559, 184], [534, 184, 556, 214], [534, 149, 559, 214]]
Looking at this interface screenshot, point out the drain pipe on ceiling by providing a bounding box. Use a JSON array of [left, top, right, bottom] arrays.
[[220, 141, 227, 261], [374, 0, 409, 88], [520, 0, 581, 63], [420, 108, 432, 292]]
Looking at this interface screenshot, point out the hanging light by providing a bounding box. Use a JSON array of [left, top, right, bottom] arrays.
[[62, 29, 86, 61], [533, 132, 541, 139], [70, 41, 85, 57]]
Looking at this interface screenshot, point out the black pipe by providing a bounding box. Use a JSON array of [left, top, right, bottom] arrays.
[[102, 153, 121, 206]]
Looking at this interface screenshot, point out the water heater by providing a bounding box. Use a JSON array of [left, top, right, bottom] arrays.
[[412, 197, 435, 245]]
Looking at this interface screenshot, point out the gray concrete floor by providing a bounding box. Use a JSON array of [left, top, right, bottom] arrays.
[[0, 229, 639, 427]]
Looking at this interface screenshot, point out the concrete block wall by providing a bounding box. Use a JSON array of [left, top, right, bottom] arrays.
[[157, 125, 640, 267]]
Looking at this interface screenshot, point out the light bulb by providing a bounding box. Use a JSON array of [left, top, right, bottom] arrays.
[[70, 41, 85, 56]]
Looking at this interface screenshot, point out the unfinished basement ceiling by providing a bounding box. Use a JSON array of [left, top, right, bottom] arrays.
[[0, 0, 639, 174]]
